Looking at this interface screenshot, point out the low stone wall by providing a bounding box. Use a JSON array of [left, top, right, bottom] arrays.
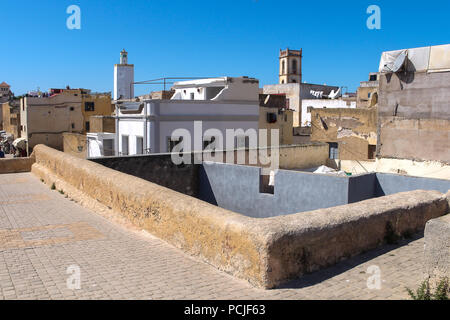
[[424, 208, 450, 288], [31, 145, 449, 288], [0, 156, 35, 174]]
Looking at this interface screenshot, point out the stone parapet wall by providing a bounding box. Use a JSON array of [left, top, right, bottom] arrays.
[[30, 145, 449, 288], [0, 156, 35, 174]]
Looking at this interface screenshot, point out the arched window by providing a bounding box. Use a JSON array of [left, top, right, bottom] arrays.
[[292, 59, 297, 74], [281, 60, 285, 75]]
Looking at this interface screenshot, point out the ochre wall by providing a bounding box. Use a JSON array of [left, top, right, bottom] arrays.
[[310, 108, 378, 160]]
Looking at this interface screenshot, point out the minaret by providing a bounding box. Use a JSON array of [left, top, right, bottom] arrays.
[[279, 48, 302, 84], [114, 49, 134, 100]]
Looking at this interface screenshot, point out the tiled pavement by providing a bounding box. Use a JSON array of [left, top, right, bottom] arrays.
[[0, 173, 425, 300]]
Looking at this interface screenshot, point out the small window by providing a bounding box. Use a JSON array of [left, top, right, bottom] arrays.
[[368, 145, 376, 160], [267, 112, 277, 123], [190, 92, 195, 100], [328, 142, 339, 160], [71, 123, 75, 129], [85, 121, 90, 132], [121, 135, 129, 155], [368, 92, 371, 98], [136, 136, 144, 155], [70, 106, 74, 111], [369, 74, 377, 81], [85, 102, 95, 111]]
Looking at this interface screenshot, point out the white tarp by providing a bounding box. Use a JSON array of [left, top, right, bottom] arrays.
[[379, 44, 450, 73], [313, 165, 347, 177]]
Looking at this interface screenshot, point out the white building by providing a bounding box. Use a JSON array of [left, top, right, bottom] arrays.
[[301, 98, 356, 127], [88, 74, 261, 157]]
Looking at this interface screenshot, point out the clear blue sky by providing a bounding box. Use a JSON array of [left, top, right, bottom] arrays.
[[1, 0, 449, 96]]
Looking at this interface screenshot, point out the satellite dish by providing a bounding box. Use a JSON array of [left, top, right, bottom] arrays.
[[392, 51, 407, 72]]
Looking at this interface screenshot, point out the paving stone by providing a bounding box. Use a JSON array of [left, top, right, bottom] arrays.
[[0, 173, 426, 300]]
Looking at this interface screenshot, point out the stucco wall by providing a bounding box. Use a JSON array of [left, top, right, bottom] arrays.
[[378, 71, 450, 163], [30, 145, 450, 289], [424, 213, 450, 289], [0, 156, 35, 174], [90, 153, 199, 197], [310, 108, 378, 160], [63, 132, 87, 159]]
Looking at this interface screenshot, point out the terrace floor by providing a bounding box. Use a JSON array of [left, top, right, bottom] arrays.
[[0, 173, 425, 300]]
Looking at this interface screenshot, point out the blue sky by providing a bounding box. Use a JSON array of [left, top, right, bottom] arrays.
[[1, 0, 449, 96]]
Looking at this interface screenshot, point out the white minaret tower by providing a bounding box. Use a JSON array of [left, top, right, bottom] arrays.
[[114, 49, 134, 100]]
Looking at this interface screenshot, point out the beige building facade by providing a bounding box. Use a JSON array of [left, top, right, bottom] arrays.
[[20, 88, 113, 152]]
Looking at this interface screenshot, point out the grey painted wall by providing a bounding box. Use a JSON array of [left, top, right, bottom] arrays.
[[199, 162, 450, 218], [376, 173, 450, 196], [200, 162, 351, 218]]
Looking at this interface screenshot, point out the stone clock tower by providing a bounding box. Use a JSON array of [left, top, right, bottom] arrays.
[[279, 48, 302, 84]]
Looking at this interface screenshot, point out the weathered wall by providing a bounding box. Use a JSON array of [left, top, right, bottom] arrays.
[[89, 116, 115, 133], [30, 145, 450, 289], [424, 213, 450, 289], [310, 108, 378, 160], [262, 190, 448, 287], [332, 158, 450, 180], [378, 71, 450, 163], [90, 153, 199, 197], [31, 145, 269, 288], [0, 156, 35, 174], [63, 132, 87, 159]]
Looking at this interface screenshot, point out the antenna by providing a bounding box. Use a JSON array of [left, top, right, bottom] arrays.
[[392, 51, 407, 72]]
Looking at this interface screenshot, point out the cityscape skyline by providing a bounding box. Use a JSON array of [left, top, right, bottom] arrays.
[[1, 0, 450, 95]]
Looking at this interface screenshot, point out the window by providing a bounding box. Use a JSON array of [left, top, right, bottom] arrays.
[[71, 123, 75, 129], [267, 112, 277, 123], [85, 121, 90, 132], [70, 107, 74, 111], [136, 136, 144, 155], [368, 92, 371, 98], [190, 92, 195, 100], [292, 59, 297, 74], [281, 60, 285, 74], [328, 142, 339, 160], [103, 139, 114, 156], [84, 102, 95, 112], [368, 145, 376, 160], [121, 135, 129, 156], [369, 74, 378, 81]]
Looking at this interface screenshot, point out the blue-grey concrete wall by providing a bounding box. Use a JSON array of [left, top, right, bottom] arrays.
[[375, 173, 450, 196], [348, 173, 377, 204], [200, 162, 350, 218], [199, 163, 450, 218]]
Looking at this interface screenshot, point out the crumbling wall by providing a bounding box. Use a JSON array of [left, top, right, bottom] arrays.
[[424, 212, 450, 289], [0, 156, 35, 174], [378, 71, 450, 163], [310, 108, 377, 160]]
